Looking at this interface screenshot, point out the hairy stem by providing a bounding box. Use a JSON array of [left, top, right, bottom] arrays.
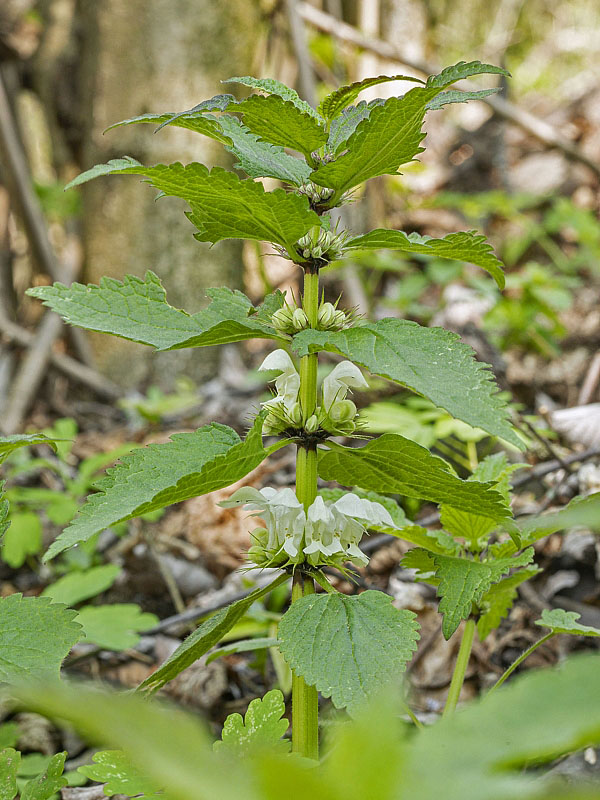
[[487, 632, 555, 695], [290, 267, 321, 759], [443, 618, 476, 717]]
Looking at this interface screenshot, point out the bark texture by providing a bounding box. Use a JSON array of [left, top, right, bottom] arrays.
[[79, 0, 262, 387]]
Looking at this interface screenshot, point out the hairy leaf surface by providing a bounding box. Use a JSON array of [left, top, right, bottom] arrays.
[[477, 566, 540, 640], [293, 322, 522, 448], [44, 416, 270, 561], [406, 548, 535, 638], [318, 74, 423, 120], [214, 690, 290, 756], [28, 273, 283, 350], [65, 162, 319, 254], [223, 76, 319, 119], [426, 88, 500, 110], [0, 595, 81, 681], [425, 60, 509, 88], [319, 437, 509, 519], [278, 591, 419, 716], [345, 229, 505, 288], [233, 94, 326, 159], [138, 575, 287, 694]]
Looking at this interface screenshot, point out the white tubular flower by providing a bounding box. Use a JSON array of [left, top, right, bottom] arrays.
[[322, 361, 368, 411], [219, 487, 396, 569], [259, 350, 301, 409]]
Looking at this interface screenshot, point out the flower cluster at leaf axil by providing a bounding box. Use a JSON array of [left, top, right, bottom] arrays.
[[220, 487, 395, 568], [271, 297, 348, 335], [259, 350, 367, 435]]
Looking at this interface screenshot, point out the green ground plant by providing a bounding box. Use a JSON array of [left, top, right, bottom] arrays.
[[1, 63, 599, 787]]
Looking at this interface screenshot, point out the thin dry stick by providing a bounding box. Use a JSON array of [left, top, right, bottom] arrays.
[[296, 2, 600, 179], [285, 0, 318, 108], [0, 314, 122, 401], [0, 69, 93, 366], [578, 352, 600, 405]]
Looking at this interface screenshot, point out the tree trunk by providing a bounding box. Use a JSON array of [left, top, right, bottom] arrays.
[[78, 0, 262, 388]]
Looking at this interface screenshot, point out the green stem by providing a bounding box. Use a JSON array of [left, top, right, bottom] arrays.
[[443, 619, 476, 718], [291, 571, 319, 760], [290, 267, 321, 760], [487, 632, 555, 695]]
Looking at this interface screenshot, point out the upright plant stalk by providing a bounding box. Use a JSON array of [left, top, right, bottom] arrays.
[[443, 618, 476, 718], [487, 632, 554, 694], [290, 268, 320, 759]]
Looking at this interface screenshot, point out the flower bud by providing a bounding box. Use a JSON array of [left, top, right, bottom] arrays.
[[318, 302, 336, 328], [329, 399, 357, 423], [263, 411, 284, 435], [305, 414, 319, 433], [271, 307, 294, 334], [292, 308, 309, 331], [289, 401, 303, 427]]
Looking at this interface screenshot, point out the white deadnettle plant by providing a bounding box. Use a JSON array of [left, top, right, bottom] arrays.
[[259, 350, 367, 436], [220, 487, 395, 568]]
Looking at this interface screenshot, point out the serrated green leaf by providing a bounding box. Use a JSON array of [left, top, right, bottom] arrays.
[[233, 94, 326, 160], [477, 566, 540, 640], [65, 162, 319, 255], [326, 100, 382, 153], [310, 86, 439, 199], [79, 750, 160, 798], [425, 60, 509, 88], [223, 76, 319, 119], [425, 88, 500, 110], [0, 749, 19, 800], [106, 108, 310, 185], [422, 548, 534, 639], [345, 229, 505, 288], [292, 321, 522, 448], [318, 74, 424, 120], [0, 434, 58, 464], [318, 436, 510, 519], [28, 273, 283, 351], [311, 61, 506, 200], [439, 454, 522, 550], [77, 604, 159, 650], [20, 752, 67, 800], [42, 564, 121, 606], [535, 608, 600, 637], [214, 690, 290, 756], [138, 574, 287, 694], [217, 115, 312, 184], [44, 415, 269, 561], [0, 595, 81, 681], [1, 512, 42, 568], [278, 591, 419, 716], [402, 547, 438, 581]]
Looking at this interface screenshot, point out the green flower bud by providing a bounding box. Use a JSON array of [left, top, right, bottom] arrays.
[[329, 399, 357, 423], [292, 308, 309, 331], [289, 401, 303, 427], [305, 414, 319, 433], [271, 307, 294, 334]]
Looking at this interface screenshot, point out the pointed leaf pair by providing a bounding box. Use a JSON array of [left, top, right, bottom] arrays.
[[310, 61, 508, 200], [138, 574, 288, 694], [293, 321, 523, 448], [44, 414, 270, 561], [278, 591, 419, 716], [345, 229, 505, 288], [404, 547, 534, 638], [318, 74, 424, 120], [318, 436, 510, 520], [28, 272, 284, 351]]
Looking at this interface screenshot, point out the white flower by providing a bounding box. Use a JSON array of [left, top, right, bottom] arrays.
[[322, 361, 367, 411], [219, 487, 396, 569], [259, 350, 301, 410]]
